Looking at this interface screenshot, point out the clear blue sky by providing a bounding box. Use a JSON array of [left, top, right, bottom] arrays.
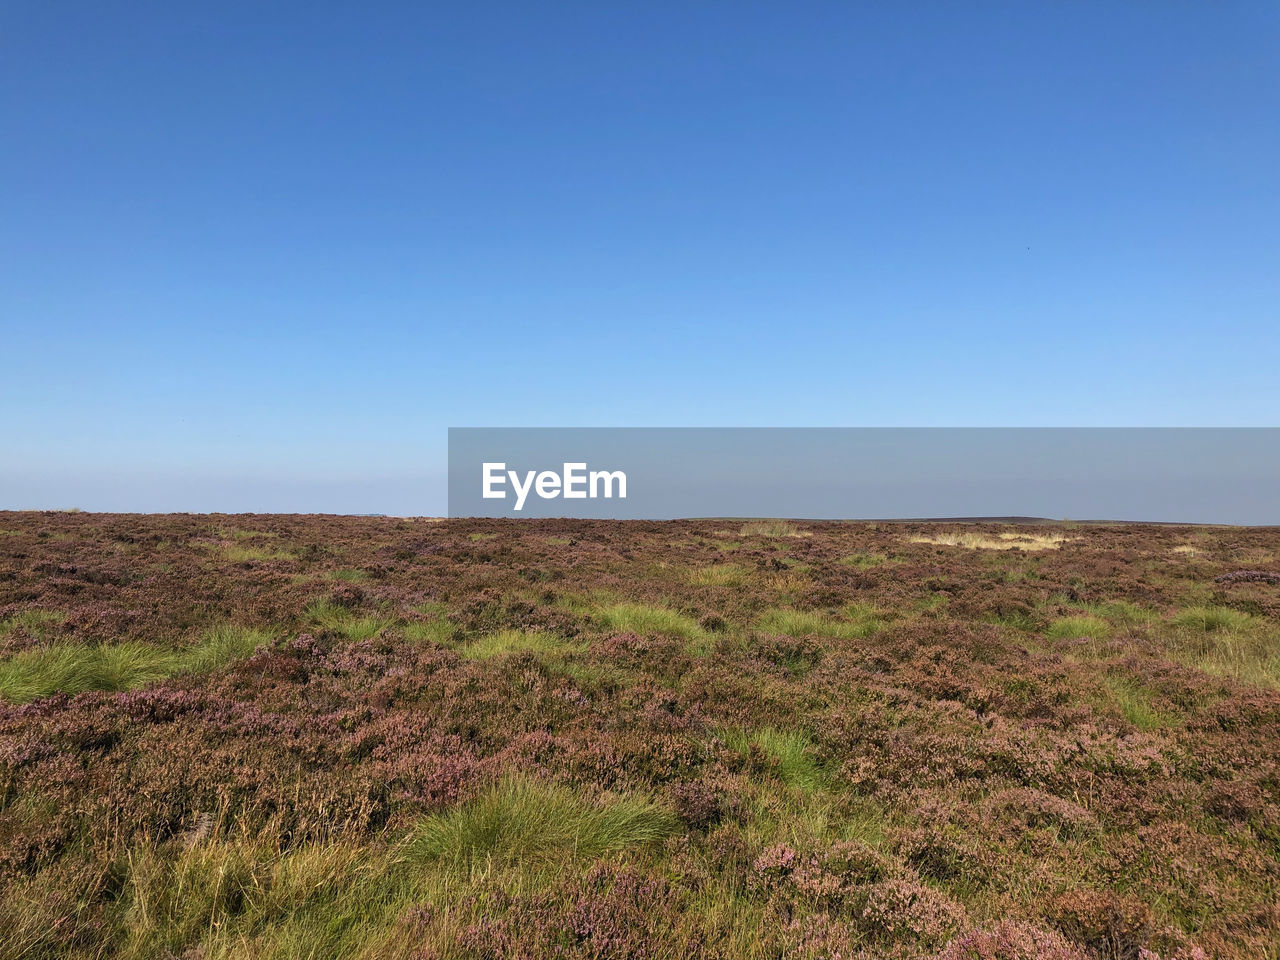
[[2, 2, 1277, 512]]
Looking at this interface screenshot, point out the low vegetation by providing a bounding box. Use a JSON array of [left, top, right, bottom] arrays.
[[412, 777, 680, 871], [909, 529, 1076, 551], [0, 623, 270, 704], [0, 513, 1277, 958]]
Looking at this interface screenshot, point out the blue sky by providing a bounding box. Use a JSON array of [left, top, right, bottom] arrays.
[[2, 2, 1278, 512]]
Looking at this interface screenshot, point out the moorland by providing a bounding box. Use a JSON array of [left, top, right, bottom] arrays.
[[1, 512, 1278, 959]]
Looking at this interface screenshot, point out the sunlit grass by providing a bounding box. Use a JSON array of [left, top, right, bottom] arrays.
[[908, 530, 1075, 551], [740, 520, 808, 538], [84, 837, 409, 960], [757, 606, 881, 640], [456, 630, 580, 659], [325, 568, 370, 582], [1102, 675, 1168, 731], [686, 563, 751, 587], [0, 609, 66, 641], [403, 604, 456, 646], [1165, 607, 1279, 688], [411, 777, 679, 871], [304, 600, 395, 641], [838, 551, 898, 569], [722, 727, 830, 792], [0, 624, 272, 704], [1047, 615, 1112, 641], [593, 601, 706, 641], [1172, 606, 1252, 633]]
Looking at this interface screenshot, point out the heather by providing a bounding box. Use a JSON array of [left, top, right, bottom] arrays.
[[1, 513, 1278, 958]]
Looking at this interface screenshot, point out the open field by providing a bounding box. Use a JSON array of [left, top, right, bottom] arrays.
[[1, 513, 1278, 959]]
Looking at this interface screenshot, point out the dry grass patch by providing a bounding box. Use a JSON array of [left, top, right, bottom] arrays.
[[740, 520, 810, 538], [908, 530, 1075, 551], [686, 563, 751, 587]]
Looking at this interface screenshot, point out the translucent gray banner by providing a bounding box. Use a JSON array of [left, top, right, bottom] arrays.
[[447, 428, 1280, 523]]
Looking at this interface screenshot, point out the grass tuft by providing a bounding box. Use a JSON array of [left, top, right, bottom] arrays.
[[1103, 675, 1167, 731], [1048, 615, 1112, 641], [457, 630, 579, 659], [221, 543, 295, 563], [0, 643, 173, 704], [757, 606, 881, 640], [305, 600, 394, 641], [0, 609, 66, 641], [180, 624, 273, 674], [740, 520, 808, 537], [723, 727, 829, 791], [838, 551, 896, 569], [403, 606, 456, 646], [1166, 607, 1279, 688], [0, 624, 274, 704], [411, 777, 679, 871], [1172, 606, 1252, 633], [593, 602, 706, 641], [325, 568, 370, 582]]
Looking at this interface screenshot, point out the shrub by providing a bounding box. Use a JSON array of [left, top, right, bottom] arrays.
[[933, 921, 1089, 960]]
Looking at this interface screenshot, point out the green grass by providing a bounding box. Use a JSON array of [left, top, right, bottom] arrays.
[[402, 607, 456, 645], [0, 643, 173, 704], [220, 543, 295, 563], [41, 780, 676, 959], [86, 838, 412, 960], [1102, 675, 1168, 731], [456, 630, 580, 659], [1047, 615, 1112, 641], [0, 624, 270, 704], [0, 609, 66, 641], [325, 568, 370, 582], [305, 600, 395, 641], [723, 727, 829, 792], [411, 777, 679, 872], [593, 602, 707, 641], [467, 532, 498, 542], [756, 606, 881, 640], [1165, 608, 1280, 688], [686, 563, 751, 587], [180, 624, 273, 674], [838, 551, 897, 569], [739, 520, 806, 537], [1071, 600, 1156, 626], [1172, 606, 1252, 633]]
